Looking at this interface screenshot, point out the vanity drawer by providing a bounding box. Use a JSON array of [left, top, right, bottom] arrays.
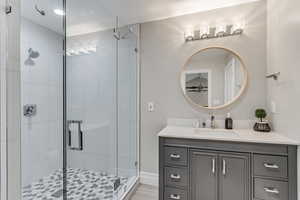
[[164, 187, 187, 200], [254, 178, 288, 200], [165, 167, 188, 188], [253, 154, 287, 178], [164, 147, 188, 166]]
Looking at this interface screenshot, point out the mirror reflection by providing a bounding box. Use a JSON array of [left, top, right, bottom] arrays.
[[181, 47, 247, 109]]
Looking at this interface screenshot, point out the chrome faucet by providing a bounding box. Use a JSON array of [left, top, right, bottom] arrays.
[[210, 114, 216, 129]]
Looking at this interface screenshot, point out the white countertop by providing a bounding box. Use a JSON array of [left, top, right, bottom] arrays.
[[158, 126, 300, 145]]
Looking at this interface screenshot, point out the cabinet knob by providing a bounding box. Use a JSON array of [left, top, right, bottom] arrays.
[[170, 174, 181, 180], [264, 163, 279, 169], [264, 187, 279, 194], [212, 158, 216, 174], [170, 194, 181, 200], [222, 159, 226, 175], [170, 154, 181, 159]]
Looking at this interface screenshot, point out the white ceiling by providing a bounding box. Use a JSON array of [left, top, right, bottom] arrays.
[[22, 0, 260, 36]]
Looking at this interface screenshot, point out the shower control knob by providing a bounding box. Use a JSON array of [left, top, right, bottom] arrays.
[[23, 104, 37, 117]]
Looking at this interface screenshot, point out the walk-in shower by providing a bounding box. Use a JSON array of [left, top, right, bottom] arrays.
[[20, 0, 139, 199]]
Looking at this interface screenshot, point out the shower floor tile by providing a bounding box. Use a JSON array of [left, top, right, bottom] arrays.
[[22, 168, 128, 200]]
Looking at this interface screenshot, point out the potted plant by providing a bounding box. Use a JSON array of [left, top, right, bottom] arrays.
[[253, 109, 271, 132]]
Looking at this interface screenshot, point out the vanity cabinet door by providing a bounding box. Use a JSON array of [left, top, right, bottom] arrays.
[[190, 151, 218, 200], [219, 153, 250, 200]]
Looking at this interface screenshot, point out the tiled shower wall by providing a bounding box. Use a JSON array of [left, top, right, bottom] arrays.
[[21, 18, 63, 186]]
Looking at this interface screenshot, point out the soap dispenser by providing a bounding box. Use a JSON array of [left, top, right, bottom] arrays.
[[225, 113, 233, 129]]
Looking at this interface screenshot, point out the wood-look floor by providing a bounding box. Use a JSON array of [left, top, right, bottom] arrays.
[[130, 184, 159, 200]]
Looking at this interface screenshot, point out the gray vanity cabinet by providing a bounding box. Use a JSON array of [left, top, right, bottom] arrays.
[[190, 151, 249, 200], [190, 151, 218, 200], [218, 153, 249, 200], [159, 137, 298, 200]]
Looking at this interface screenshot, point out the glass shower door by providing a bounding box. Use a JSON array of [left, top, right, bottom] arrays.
[[65, 36, 118, 200], [65, 1, 139, 199], [117, 24, 139, 190], [65, 1, 119, 199]]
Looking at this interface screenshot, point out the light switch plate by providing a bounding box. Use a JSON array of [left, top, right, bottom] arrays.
[[271, 101, 277, 113]]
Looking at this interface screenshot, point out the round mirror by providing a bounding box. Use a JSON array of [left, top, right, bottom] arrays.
[[181, 47, 248, 110]]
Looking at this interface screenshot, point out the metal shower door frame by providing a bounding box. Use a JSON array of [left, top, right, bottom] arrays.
[[0, 0, 8, 199]]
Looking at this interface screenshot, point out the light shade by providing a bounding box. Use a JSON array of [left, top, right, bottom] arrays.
[[200, 26, 210, 39], [216, 25, 226, 37], [185, 29, 194, 41], [232, 22, 245, 34]]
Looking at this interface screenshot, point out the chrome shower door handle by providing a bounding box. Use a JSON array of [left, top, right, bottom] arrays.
[[68, 120, 83, 151]]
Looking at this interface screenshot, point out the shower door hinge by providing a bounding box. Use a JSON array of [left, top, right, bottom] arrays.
[[5, 5, 12, 14], [134, 48, 138, 53]]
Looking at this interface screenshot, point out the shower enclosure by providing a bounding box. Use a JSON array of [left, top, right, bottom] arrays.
[[19, 0, 139, 199]]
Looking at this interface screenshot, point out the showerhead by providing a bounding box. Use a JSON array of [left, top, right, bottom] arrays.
[[35, 5, 46, 16], [28, 48, 40, 59]]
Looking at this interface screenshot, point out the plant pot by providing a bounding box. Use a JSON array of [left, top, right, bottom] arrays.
[[253, 122, 271, 132]]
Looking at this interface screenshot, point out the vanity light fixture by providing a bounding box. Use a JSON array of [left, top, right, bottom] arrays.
[[185, 22, 245, 42]]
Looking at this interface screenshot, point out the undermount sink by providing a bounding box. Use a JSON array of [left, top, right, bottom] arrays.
[[194, 128, 238, 137]]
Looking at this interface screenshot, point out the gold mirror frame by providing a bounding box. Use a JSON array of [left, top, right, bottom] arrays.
[[180, 47, 248, 110]]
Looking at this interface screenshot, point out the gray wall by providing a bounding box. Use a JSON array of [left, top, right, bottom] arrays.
[[267, 0, 300, 141], [140, 1, 267, 174], [266, 0, 300, 195]]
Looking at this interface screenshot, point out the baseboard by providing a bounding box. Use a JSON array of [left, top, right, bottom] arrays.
[[140, 171, 159, 187]]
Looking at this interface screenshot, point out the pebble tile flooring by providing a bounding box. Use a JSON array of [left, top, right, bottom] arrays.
[[22, 168, 128, 200]]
